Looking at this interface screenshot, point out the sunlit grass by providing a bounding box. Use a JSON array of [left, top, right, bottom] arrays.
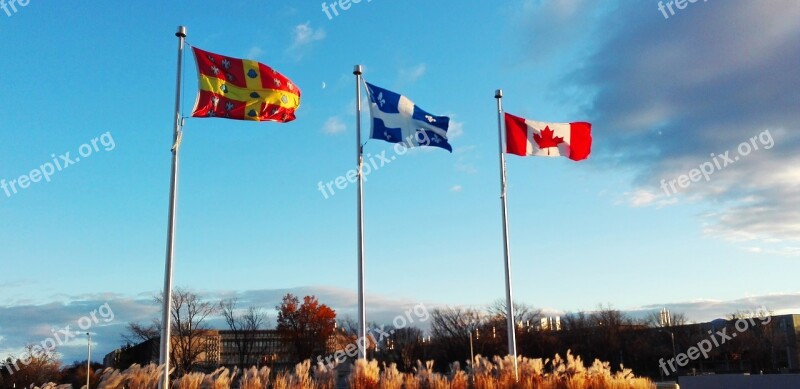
[[89, 351, 651, 388]]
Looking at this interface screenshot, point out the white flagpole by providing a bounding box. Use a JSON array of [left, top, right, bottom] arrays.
[[158, 25, 186, 389], [495, 89, 519, 381], [354, 65, 367, 360], [86, 332, 91, 389]]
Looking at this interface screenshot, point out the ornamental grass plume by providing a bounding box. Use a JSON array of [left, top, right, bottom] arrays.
[[204, 367, 237, 389], [31, 384, 70, 389], [377, 362, 404, 389], [97, 364, 164, 389], [172, 371, 204, 389], [239, 366, 271, 389], [347, 359, 379, 389], [275, 360, 317, 389], [448, 362, 469, 389], [472, 355, 499, 389], [412, 360, 448, 389], [311, 360, 336, 389], [92, 352, 652, 389]]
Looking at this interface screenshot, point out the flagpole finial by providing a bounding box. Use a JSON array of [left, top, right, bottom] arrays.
[[495, 89, 503, 99], [353, 65, 363, 76], [176, 26, 187, 38]]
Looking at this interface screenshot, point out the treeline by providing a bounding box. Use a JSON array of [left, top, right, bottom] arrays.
[[369, 303, 787, 379], [1, 289, 789, 388]]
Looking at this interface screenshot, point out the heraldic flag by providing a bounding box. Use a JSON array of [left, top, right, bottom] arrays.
[[191, 47, 301, 123]]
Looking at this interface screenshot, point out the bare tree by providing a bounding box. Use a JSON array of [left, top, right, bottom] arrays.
[[429, 307, 489, 364], [336, 316, 360, 337], [430, 307, 484, 340], [644, 310, 689, 328], [488, 299, 542, 326], [122, 320, 160, 345], [155, 289, 218, 375], [1, 345, 61, 388], [220, 298, 268, 369]]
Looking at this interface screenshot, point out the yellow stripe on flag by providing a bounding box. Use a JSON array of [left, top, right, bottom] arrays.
[[198, 74, 300, 109], [241, 59, 263, 91]]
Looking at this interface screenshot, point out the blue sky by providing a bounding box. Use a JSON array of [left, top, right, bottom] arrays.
[[1, 0, 799, 363]]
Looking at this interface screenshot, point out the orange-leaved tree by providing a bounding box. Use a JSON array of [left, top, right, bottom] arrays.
[[276, 294, 337, 362]]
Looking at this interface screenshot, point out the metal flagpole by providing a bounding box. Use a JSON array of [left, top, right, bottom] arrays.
[[354, 65, 367, 360], [495, 89, 519, 381], [86, 332, 91, 389], [159, 25, 186, 389]]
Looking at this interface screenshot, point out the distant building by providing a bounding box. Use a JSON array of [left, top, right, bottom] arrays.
[[539, 316, 562, 331], [105, 329, 337, 371], [104, 330, 222, 372], [218, 330, 292, 369]]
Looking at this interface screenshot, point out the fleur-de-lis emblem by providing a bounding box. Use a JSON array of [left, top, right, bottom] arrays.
[[425, 115, 436, 123], [221, 58, 231, 70], [210, 66, 220, 75], [273, 78, 282, 87], [384, 131, 392, 140], [377, 92, 386, 107], [211, 96, 220, 107], [207, 55, 215, 63], [431, 135, 442, 144], [287, 82, 294, 91], [225, 101, 234, 112], [206, 111, 216, 117]]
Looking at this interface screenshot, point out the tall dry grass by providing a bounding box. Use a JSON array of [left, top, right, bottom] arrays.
[[239, 366, 272, 389], [97, 363, 165, 389], [93, 351, 652, 389]]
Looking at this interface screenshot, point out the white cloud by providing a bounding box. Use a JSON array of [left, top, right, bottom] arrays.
[[398, 64, 426, 84], [631, 293, 800, 323], [322, 116, 347, 135], [625, 189, 657, 207], [246, 46, 264, 60], [621, 189, 677, 208], [450, 185, 463, 193], [291, 22, 325, 48], [520, 1, 800, 246], [448, 118, 464, 141], [454, 145, 478, 174], [287, 22, 326, 60]]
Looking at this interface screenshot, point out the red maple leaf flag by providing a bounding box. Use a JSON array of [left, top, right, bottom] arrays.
[[505, 113, 592, 161]]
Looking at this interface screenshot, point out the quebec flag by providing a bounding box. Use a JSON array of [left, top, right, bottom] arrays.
[[365, 82, 453, 152]]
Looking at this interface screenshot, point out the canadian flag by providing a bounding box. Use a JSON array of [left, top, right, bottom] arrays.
[[504, 113, 592, 161]]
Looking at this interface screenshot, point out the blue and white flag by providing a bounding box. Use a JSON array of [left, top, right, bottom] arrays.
[[365, 82, 452, 152]]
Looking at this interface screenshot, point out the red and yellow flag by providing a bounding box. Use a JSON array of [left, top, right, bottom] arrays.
[[191, 47, 301, 123]]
